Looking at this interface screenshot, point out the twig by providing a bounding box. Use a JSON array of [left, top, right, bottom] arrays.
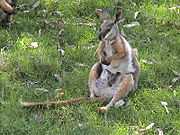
[[20, 96, 106, 108]]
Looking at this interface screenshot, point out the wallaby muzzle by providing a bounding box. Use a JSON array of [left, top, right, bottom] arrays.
[[98, 31, 106, 41], [98, 23, 114, 41]]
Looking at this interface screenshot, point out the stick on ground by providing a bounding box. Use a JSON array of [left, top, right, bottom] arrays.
[[20, 96, 107, 108]]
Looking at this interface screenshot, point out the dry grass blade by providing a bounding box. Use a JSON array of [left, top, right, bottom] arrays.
[[139, 123, 155, 133]]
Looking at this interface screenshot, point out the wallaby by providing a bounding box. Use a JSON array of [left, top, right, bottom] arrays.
[[88, 8, 140, 112], [0, 0, 16, 26]]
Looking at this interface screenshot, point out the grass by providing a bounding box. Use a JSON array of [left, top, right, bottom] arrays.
[[0, 0, 180, 134]]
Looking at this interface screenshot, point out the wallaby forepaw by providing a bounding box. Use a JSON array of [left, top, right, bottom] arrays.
[[97, 106, 108, 113], [114, 99, 126, 108], [90, 93, 95, 98]]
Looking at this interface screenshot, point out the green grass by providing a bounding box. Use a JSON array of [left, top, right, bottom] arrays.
[[0, 0, 180, 134]]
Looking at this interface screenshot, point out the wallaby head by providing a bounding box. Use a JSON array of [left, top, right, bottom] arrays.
[[96, 8, 123, 41]]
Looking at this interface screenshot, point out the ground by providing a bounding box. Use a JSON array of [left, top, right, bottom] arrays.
[[0, 0, 180, 135]]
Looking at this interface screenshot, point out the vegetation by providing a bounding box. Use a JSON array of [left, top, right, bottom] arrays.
[[0, 0, 179, 134]]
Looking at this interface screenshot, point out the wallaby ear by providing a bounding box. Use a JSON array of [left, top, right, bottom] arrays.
[[96, 9, 103, 18], [114, 8, 123, 23], [96, 8, 111, 21]]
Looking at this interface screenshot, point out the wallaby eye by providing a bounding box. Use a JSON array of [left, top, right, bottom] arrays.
[[106, 23, 114, 32], [107, 27, 111, 31], [105, 27, 111, 33]]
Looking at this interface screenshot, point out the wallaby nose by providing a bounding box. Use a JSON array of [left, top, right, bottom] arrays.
[[98, 33, 102, 40], [98, 31, 106, 41]]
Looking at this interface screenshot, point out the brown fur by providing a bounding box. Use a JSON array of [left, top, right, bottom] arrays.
[[0, 0, 15, 26], [0, 0, 14, 13], [96, 36, 126, 65]]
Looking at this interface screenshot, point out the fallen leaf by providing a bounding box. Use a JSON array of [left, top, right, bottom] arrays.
[[141, 59, 154, 65], [172, 70, 180, 77], [157, 128, 164, 135], [32, 1, 40, 10], [169, 70, 180, 88], [139, 123, 155, 132], [160, 101, 169, 114], [83, 45, 96, 49], [75, 63, 89, 67], [145, 123, 155, 130], [58, 49, 65, 56], [29, 42, 39, 48], [172, 77, 180, 83], [134, 11, 140, 19], [35, 88, 49, 93], [33, 112, 43, 123], [23, 10, 30, 13], [123, 21, 140, 28], [55, 88, 64, 98], [51, 11, 62, 17], [169, 5, 180, 10], [54, 74, 63, 82], [78, 123, 83, 127]]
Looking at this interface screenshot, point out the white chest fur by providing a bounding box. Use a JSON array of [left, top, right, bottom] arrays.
[[103, 40, 114, 57], [95, 64, 122, 98], [105, 36, 135, 74]]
